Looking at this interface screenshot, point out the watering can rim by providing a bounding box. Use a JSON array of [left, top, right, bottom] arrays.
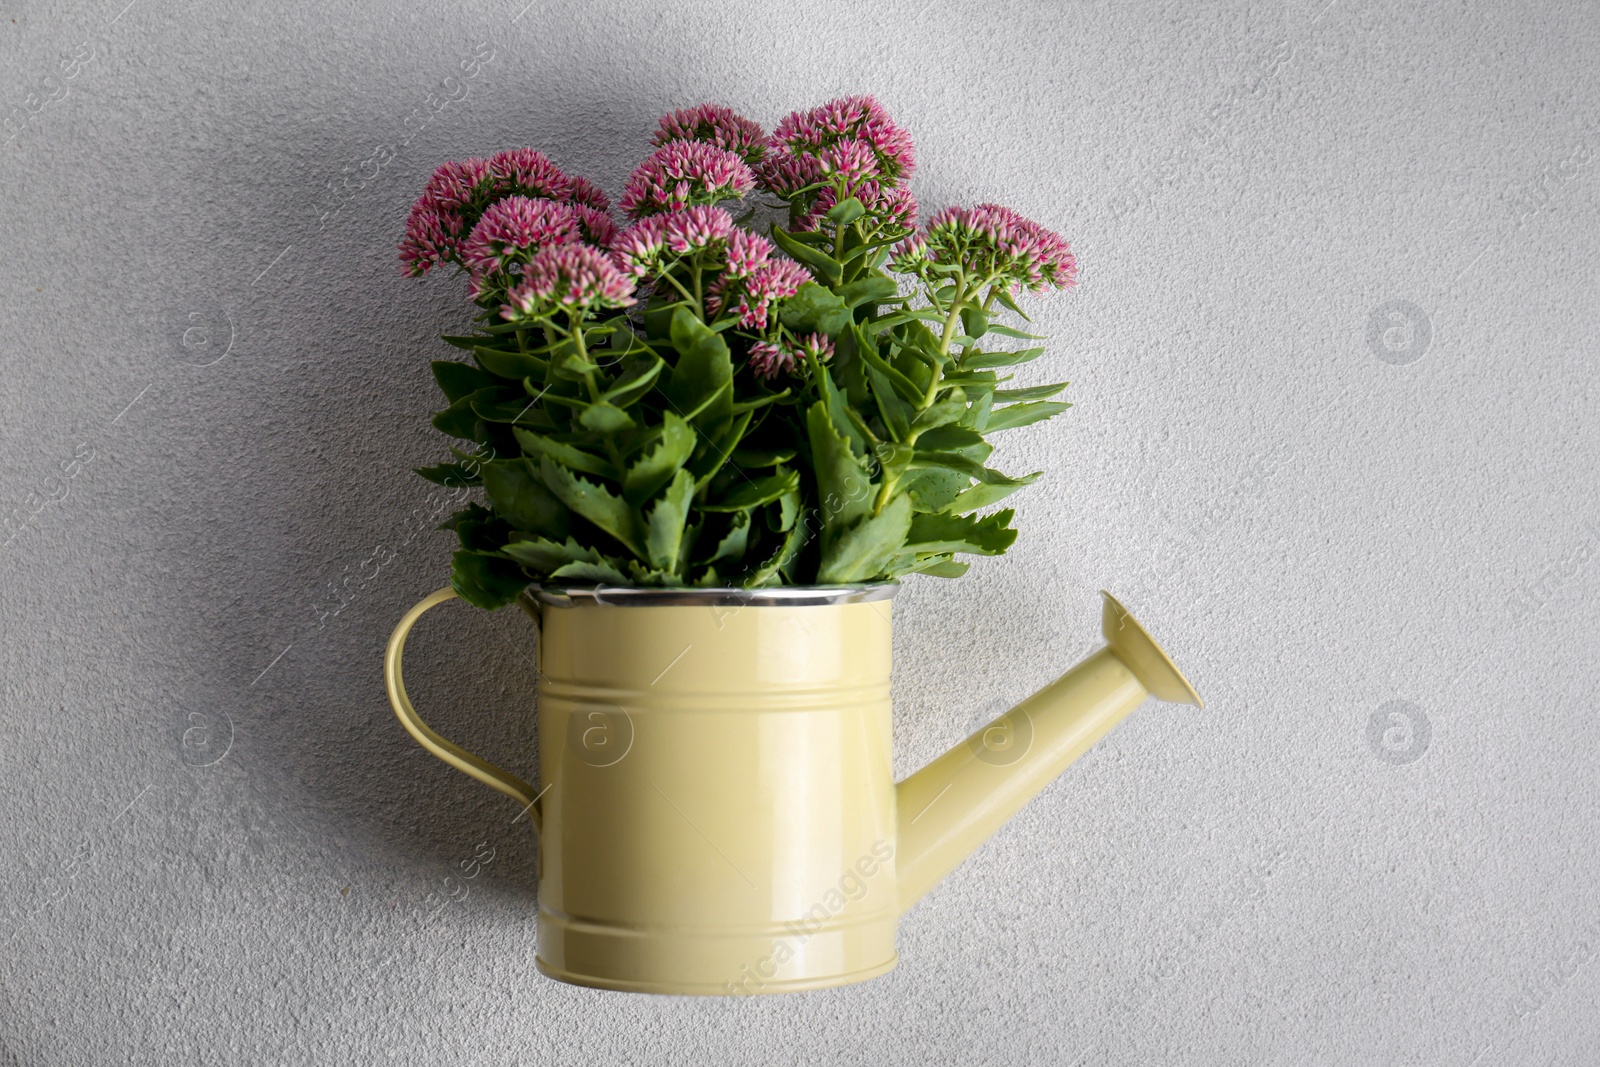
[[524, 582, 900, 609]]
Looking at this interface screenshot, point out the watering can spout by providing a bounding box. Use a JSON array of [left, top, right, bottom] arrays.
[[894, 592, 1202, 913]]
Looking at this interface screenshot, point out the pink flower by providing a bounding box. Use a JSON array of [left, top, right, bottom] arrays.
[[653, 103, 767, 165], [419, 158, 492, 212], [770, 95, 916, 182], [796, 180, 919, 234], [571, 204, 618, 248], [487, 148, 572, 201], [609, 206, 739, 278], [399, 199, 466, 277], [619, 141, 755, 218], [461, 196, 578, 278], [565, 176, 611, 213], [722, 228, 773, 279], [756, 149, 821, 197], [816, 139, 880, 184], [713, 259, 813, 329], [747, 332, 833, 380], [502, 244, 637, 319], [895, 204, 1077, 294]]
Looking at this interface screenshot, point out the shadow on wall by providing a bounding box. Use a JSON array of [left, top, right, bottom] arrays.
[[142, 73, 671, 914]]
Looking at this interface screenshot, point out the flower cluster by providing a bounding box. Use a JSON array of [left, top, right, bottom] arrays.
[[707, 259, 812, 330], [759, 95, 919, 236], [399, 148, 617, 283], [748, 332, 834, 380], [891, 203, 1077, 293], [619, 141, 755, 218], [502, 244, 636, 319], [652, 103, 767, 165]]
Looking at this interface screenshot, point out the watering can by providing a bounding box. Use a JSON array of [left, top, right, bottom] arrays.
[[385, 585, 1201, 994]]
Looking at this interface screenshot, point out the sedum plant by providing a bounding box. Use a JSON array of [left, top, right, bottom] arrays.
[[399, 97, 1077, 609]]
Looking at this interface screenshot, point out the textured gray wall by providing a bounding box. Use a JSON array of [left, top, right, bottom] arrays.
[[3, 0, 1598, 1062]]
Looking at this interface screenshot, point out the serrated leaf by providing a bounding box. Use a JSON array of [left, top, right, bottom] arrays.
[[513, 427, 618, 480], [818, 494, 912, 583], [807, 402, 874, 541], [433, 361, 492, 402], [904, 509, 1018, 556], [770, 229, 842, 286], [623, 412, 695, 506], [731, 448, 796, 467], [450, 550, 529, 610], [985, 400, 1072, 432], [777, 281, 851, 335], [579, 401, 636, 433], [599, 355, 664, 407], [548, 559, 629, 585], [902, 555, 970, 579], [666, 307, 733, 428], [744, 512, 810, 587], [699, 509, 751, 565], [480, 458, 569, 538], [539, 455, 644, 558], [914, 425, 986, 452], [439, 503, 512, 553], [993, 381, 1069, 402], [644, 468, 694, 571], [433, 390, 489, 440], [690, 409, 753, 489], [861, 340, 923, 406], [415, 461, 479, 488], [984, 323, 1046, 340], [702, 468, 800, 511], [945, 472, 1040, 514], [501, 536, 606, 572]]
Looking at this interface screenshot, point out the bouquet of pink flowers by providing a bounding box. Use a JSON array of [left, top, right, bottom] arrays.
[[400, 96, 1076, 607]]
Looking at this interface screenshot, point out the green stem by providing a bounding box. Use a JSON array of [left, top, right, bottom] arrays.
[[871, 276, 969, 516], [570, 316, 626, 473]]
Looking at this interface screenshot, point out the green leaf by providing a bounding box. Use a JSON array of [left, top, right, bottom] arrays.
[[807, 402, 874, 539], [433, 361, 492, 402], [991, 286, 1030, 319], [473, 346, 547, 380], [993, 381, 1069, 402], [960, 306, 989, 339], [548, 559, 629, 585], [984, 323, 1046, 340], [439, 503, 511, 553], [899, 555, 971, 579], [702, 468, 800, 511], [744, 513, 810, 587], [904, 509, 1018, 556], [623, 412, 696, 506], [666, 307, 733, 429], [450, 550, 529, 610], [579, 401, 636, 433], [946, 472, 1040, 514], [915, 425, 986, 452], [513, 427, 618, 480], [910, 400, 966, 433], [777, 281, 851, 335], [867, 364, 912, 441], [644, 468, 694, 571], [731, 448, 796, 467], [700, 510, 752, 565], [690, 410, 753, 489], [818, 494, 912, 583], [599, 355, 664, 408], [501, 536, 606, 572], [910, 451, 1030, 486], [770, 229, 843, 286], [825, 196, 866, 226], [860, 340, 923, 406], [985, 401, 1072, 432], [433, 390, 489, 440], [415, 461, 479, 488], [480, 458, 569, 538], [961, 346, 1044, 369], [539, 455, 644, 558], [837, 274, 898, 309]]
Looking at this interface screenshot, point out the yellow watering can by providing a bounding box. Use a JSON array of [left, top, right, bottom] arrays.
[[385, 585, 1201, 995]]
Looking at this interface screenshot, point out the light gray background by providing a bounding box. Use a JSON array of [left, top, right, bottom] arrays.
[[3, 0, 1597, 1063]]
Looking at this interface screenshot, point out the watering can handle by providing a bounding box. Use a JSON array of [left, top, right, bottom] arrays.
[[384, 588, 542, 831]]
